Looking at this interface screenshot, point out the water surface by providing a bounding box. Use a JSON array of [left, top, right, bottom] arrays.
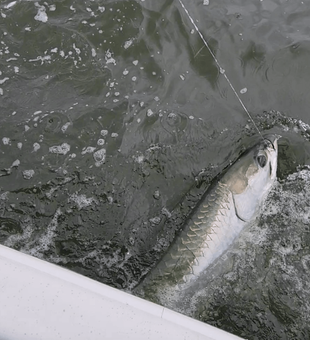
[[1, 0, 310, 338]]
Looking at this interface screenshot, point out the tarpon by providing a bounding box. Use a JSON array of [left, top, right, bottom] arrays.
[[137, 135, 279, 299]]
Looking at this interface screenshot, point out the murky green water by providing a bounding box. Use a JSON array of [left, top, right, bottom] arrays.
[[1, 0, 310, 338]]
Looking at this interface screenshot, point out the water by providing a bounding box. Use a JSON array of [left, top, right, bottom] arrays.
[[1, 0, 310, 338]]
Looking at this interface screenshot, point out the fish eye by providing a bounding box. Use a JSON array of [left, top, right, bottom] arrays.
[[257, 155, 267, 168]]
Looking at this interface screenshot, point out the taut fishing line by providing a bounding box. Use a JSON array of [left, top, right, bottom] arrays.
[[178, 0, 264, 140]]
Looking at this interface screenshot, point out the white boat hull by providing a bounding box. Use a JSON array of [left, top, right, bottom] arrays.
[[0, 245, 243, 340]]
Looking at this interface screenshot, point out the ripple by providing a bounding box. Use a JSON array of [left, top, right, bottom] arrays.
[[160, 110, 188, 135]]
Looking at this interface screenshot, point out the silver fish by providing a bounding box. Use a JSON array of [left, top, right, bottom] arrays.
[[139, 135, 279, 295]]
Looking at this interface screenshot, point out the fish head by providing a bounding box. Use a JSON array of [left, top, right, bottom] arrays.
[[222, 134, 279, 222]]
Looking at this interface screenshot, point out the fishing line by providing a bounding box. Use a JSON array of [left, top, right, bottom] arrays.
[[178, 0, 264, 140]]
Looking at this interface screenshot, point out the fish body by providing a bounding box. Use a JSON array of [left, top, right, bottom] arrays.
[[138, 135, 279, 295]]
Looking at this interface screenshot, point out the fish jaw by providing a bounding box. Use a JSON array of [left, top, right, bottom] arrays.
[[223, 135, 279, 222]]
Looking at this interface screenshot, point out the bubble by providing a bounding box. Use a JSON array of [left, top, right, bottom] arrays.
[[33, 111, 42, 116], [147, 109, 154, 117], [11, 159, 20, 168], [33, 142, 40, 152], [61, 122, 71, 133], [93, 148, 106, 166], [2, 137, 11, 145], [124, 39, 133, 49], [153, 190, 160, 200]]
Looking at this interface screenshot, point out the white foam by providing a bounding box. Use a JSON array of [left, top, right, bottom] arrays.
[[105, 50, 115, 64], [81, 146, 96, 155], [11, 159, 20, 168], [4, 223, 33, 249], [0, 77, 9, 84], [133, 154, 144, 164], [5, 1, 16, 9], [34, 4, 48, 23], [69, 193, 97, 210], [49, 143, 70, 155], [31, 208, 61, 255], [22, 169, 35, 180]]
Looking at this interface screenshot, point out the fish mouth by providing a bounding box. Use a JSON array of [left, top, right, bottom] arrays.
[[263, 134, 281, 150]]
